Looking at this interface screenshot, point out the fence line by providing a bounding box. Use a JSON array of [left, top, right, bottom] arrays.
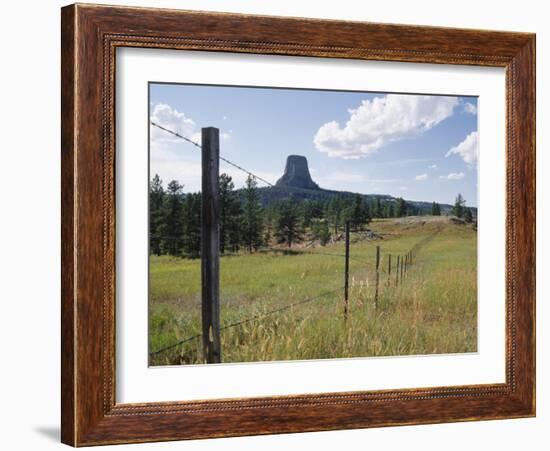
[[150, 239, 375, 266], [262, 247, 372, 267], [149, 123, 443, 361], [151, 121, 275, 188], [149, 286, 343, 357], [150, 228, 440, 358]]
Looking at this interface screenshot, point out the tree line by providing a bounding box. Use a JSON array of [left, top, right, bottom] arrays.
[[149, 173, 471, 258]]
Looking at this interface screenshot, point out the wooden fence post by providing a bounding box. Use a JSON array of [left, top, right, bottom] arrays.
[[400, 255, 404, 281], [387, 254, 392, 287], [395, 255, 400, 287], [344, 221, 350, 320], [374, 245, 380, 308], [201, 127, 221, 364]]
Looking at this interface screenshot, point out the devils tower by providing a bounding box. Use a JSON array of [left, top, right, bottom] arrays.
[[275, 155, 319, 190]]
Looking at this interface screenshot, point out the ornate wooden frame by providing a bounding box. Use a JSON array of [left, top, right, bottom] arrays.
[[61, 3, 536, 446]]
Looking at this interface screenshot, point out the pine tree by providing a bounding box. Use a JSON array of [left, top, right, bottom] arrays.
[[219, 173, 242, 254], [181, 192, 201, 257], [301, 200, 314, 228], [375, 197, 383, 218], [275, 199, 303, 248], [312, 218, 331, 246], [385, 202, 395, 218], [149, 174, 165, 255], [406, 204, 418, 217], [263, 208, 273, 247], [327, 196, 344, 234], [160, 180, 184, 256], [431, 201, 441, 216], [464, 207, 473, 223], [318, 220, 331, 246], [348, 194, 370, 230], [395, 197, 407, 217], [228, 213, 244, 253], [307, 200, 324, 224], [452, 193, 466, 218], [242, 175, 264, 252]]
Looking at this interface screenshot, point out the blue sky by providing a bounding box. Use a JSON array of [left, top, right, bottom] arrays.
[[149, 83, 478, 206]]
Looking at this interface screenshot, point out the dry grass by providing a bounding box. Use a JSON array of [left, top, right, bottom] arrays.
[[149, 216, 477, 366]]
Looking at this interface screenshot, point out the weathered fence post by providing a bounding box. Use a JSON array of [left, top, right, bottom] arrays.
[[201, 127, 221, 364], [374, 245, 380, 308], [387, 254, 392, 287], [400, 255, 404, 280], [395, 255, 400, 287], [344, 221, 350, 320]]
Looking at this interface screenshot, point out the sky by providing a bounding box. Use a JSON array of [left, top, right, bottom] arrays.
[[149, 83, 478, 207]]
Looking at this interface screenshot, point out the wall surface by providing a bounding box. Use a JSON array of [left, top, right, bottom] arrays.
[[0, 0, 546, 449]]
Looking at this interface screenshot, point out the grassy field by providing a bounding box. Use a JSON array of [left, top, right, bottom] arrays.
[[149, 216, 477, 366]]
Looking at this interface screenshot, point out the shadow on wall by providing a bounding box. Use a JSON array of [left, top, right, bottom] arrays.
[[34, 426, 59, 443]]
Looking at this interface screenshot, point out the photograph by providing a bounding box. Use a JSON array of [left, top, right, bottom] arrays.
[[50, 2, 538, 447], [147, 83, 479, 366]]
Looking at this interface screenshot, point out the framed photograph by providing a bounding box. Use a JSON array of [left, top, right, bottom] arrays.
[[61, 4, 536, 446]]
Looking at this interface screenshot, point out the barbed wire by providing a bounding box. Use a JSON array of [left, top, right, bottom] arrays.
[[148, 122, 443, 360], [149, 333, 203, 357], [149, 286, 343, 357], [147, 236, 373, 266], [262, 247, 373, 266], [149, 227, 442, 358], [150, 121, 202, 148], [151, 121, 275, 188]]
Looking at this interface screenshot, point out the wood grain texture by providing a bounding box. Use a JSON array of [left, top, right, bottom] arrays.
[[60, 3, 536, 446], [201, 127, 222, 364], [60, 5, 76, 445]]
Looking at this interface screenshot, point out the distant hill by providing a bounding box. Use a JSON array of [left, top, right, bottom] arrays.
[[245, 185, 456, 215], [235, 154, 464, 215]]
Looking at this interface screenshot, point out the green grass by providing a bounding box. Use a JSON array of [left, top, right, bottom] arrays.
[[149, 217, 477, 366]]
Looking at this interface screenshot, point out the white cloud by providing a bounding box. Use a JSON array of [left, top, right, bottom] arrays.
[[150, 140, 277, 192], [150, 103, 235, 191], [429, 164, 438, 170], [151, 103, 231, 146], [463, 102, 477, 115], [150, 103, 198, 144], [190, 131, 201, 144], [446, 131, 478, 166], [415, 173, 428, 181], [439, 172, 465, 180], [313, 94, 459, 159]]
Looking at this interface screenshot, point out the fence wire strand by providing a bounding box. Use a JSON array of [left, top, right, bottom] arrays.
[[148, 122, 443, 360], [149, 286, 343, 357], [150, 228, 440, 358], [151, 121, 275, 187]]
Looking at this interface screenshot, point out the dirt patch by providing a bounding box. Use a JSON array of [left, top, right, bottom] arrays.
[[393, 215, 465, 227]]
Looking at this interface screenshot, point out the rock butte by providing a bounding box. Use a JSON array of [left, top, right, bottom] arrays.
[[275, 155, 319, 190]]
